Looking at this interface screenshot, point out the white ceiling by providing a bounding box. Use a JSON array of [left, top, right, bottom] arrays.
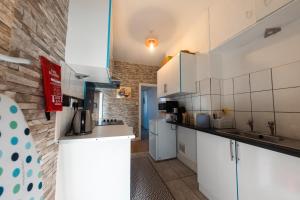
[[112, 0, 213, 66]]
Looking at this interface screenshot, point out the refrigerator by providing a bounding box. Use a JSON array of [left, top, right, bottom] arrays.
[[149, 119, 177, 161]]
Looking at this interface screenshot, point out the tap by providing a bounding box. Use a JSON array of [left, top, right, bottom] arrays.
[[247, 119, 254, 132], [267, 121, 275, 136]]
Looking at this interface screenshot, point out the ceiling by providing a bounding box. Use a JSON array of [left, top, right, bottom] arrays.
[[112, 0, 213, 66]]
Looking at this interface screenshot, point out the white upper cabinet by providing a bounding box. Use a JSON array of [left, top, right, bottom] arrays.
[[210, 0, 255, 50], [255, 0, 294, 21], [65, 0, 112, 83], [157, 52, 196, 98]]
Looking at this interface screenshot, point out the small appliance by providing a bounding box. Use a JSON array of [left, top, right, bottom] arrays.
[[158, 101, 178, 113], [196, 113, 210, 128], [71, 109, 93, 135]]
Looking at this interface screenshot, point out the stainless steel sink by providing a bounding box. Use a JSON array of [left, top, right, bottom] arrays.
[[216, 129, 283, 143]]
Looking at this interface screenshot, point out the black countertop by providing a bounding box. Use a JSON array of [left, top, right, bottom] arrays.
[[168, 122, 300, 159]]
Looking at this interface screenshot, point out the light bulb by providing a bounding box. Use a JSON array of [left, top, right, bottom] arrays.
[[149, 42, 155, 51]]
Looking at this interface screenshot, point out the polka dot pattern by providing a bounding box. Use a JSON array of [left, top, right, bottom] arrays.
[[0, 94, 43, 199], [10, 121, 18, 129], [12, 168, 20, 178]]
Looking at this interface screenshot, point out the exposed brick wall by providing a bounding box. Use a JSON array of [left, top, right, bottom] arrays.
[[101, 60, 160, 137], [0, 0, 69, 199]]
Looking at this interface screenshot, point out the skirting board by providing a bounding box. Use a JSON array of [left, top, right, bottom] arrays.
[[177, 152, 197, 173]]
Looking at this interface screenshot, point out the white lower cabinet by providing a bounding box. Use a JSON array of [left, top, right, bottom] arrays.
[[197, 131, 300, 200], [238, 142, 300, 200], [197, 131, 238, 200]]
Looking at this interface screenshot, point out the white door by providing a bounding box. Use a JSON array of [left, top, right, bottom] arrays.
[[157, 120, 177, 160], [255, 0, 293, 20], [197, 131, 238, 200], [237, 142, 300, 200]]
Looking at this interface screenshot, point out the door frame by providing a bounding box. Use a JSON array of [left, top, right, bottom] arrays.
[[137, 83, 157, 141]]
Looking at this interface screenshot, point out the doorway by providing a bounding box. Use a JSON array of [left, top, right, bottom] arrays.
[[132, 84, 157, 153]]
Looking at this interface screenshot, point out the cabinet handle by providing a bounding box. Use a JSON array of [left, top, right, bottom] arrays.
[[264, 0, 272, 6], [164, 84, 167, 93], [230, 140, 235, 161], [236, 142, 241, 162]]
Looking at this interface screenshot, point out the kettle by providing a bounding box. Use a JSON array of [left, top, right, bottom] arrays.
[[71, 109, 93, 135]]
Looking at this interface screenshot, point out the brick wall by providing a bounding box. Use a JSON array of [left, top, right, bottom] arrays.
[[0, 0, 69, 199], [100, 60, 160, 137]]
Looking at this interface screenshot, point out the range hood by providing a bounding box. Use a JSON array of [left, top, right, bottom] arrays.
[[64, 0, 113, 84]]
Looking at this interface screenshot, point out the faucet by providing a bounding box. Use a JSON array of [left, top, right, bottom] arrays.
[[267, 121, 275, 136], [247, 119, 254, 132]]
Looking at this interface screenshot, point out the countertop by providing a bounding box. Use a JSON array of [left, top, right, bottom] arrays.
[[168, 122, 300, 158], [58, 124, 135, 143]]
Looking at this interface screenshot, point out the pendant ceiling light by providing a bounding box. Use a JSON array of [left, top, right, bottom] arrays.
[[145, 38, 159, 50]]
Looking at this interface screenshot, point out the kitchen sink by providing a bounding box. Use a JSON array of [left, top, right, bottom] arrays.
[[216, 129, 283, 143]]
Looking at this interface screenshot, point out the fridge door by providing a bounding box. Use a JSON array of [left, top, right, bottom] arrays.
[[157, 120, 177, 160], [149, 131, 158, 160], [149, 119, 157, 134]]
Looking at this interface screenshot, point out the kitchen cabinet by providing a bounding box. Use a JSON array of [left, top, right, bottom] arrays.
[[157, 52, 196, 98], [177, 126, 197, 172], [238, 142, 300, 200], [255, 0, 294, 21], [65, 0, 112, 83], [197, 131, 238, 200], [197, 130, 300, 200], [210, 0, 255, 50]]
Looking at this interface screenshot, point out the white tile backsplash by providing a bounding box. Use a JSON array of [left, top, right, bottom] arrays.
[[222, 79, 234, 95], [200, 78, 211, 95], [252, 112, 274, 134], [276, 113, 300, 140], [250, 69, 272, 92], [234, 75, 250, 94], [235, 112, 252, 131], [221, 95, 234, 111], [192, 96, 201, 111], [211, 78, 221, 95], [200, 95, 211, 111], [251, 91, 274, 112], [211, 95, 221, 111], [234, 93, 251, 111], [185, 95, 193, 111], [274, 87, 300, 112], [272, 61, 300, 89]]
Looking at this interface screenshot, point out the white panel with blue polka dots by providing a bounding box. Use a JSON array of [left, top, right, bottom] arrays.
[[0, 94, 43, 200]]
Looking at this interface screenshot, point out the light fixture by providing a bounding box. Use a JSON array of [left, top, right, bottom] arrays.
[[145, 38, 159, 50]]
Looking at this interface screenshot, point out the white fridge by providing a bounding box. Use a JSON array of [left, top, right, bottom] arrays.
[[149, 119, 177, 161]]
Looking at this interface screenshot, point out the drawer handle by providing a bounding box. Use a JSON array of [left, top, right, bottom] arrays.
[[245, 10, 253, 19]]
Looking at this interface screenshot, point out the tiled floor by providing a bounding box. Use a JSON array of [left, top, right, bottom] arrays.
[[132, 153, 208, 200]]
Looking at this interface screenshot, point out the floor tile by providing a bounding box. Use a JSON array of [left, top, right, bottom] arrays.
[[181, 175, 208, 200], [166, 179, 201, 200]]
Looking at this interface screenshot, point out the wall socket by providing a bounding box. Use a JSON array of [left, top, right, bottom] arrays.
[[179, 143, 186, 153]]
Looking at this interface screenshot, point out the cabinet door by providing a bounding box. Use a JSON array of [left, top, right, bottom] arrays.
[[255, 0, 293, 20], [237, 142, 300, 200], [197, 131, 238, 200], [157, 67, 165, 98], [164, 55, 180, 96], [210, 0, 255, 50], [180, 53, 197, 94]]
